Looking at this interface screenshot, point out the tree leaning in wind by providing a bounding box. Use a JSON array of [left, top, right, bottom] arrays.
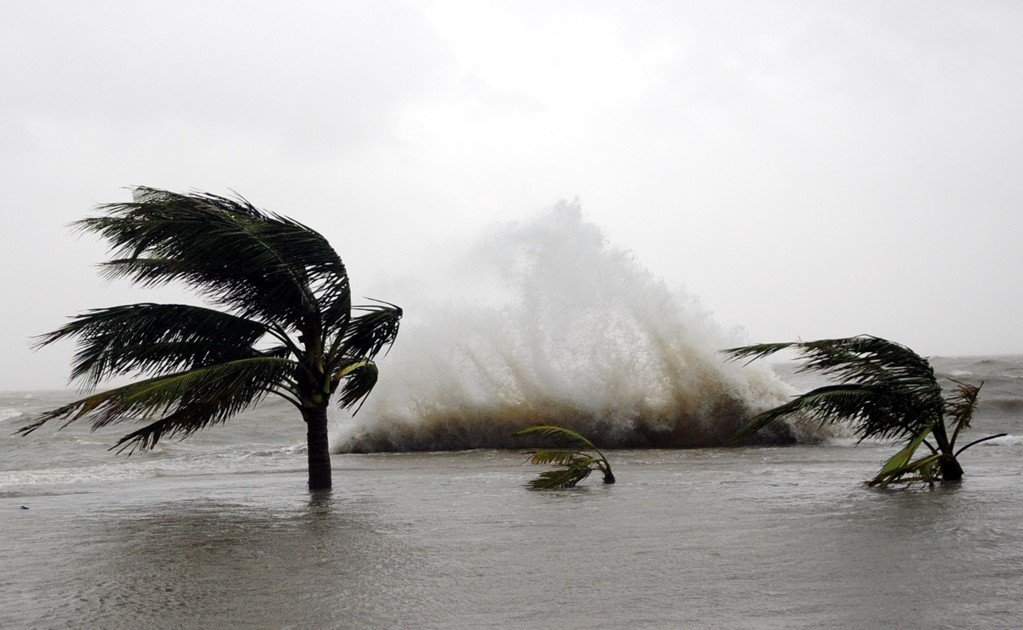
[[19, 188, 401, 491], [726, 335, 1005, 487]]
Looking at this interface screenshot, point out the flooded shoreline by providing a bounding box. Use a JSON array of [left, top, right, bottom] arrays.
[[4, 446, 1022, 629]]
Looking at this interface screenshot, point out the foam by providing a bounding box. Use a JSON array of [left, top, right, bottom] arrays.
[[334, 202, 797, 452]]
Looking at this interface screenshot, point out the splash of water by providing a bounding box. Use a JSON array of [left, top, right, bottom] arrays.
[[334, 202, 797, 452]]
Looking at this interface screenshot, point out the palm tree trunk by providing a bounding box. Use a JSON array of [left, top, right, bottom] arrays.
[[938, 455, 964, 482], [304, 405, 332, 491], [931, 421, 964, 482]]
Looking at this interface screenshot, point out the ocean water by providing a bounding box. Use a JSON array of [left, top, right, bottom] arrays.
[[2, 356, 1021, 629], [4, 210, 1021, 627]]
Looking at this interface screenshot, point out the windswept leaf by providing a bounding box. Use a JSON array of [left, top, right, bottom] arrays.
[[947, 380, 982, 449], [872, 424, 934, 482], [335, 360, 378, 413], [527, 450, 596, 467], [867, 453, 942, 488], [727, 336, 944, 443], [526, 464, 593, 490], [340, 301, 402, 360], [513, 425, 597, 451], [723, 341, 800, 364], [514, 424, 613, 489], [80, 188, 349, 330], [727, 335, 998, 485], [35, 303, 270, 386], [18, 357, 296, 436]]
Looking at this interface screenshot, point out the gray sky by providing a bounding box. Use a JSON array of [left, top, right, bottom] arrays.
[[2, 0, 1022, 390]]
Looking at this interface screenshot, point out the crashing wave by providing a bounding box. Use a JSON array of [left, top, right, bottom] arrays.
[[334, 202, 798, 452]]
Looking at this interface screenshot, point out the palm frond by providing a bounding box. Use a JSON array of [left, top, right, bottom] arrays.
[[727, 336, 944, 443], [526, 450, 594, 466], [946, 380, 981, 450], [728, 336, 939, 393], [514, 425, 613, 489], [316, 278, 353, 339], [733, 384, 915, 442], [513, 425, 598, 451], [18, 357, 297, 436], [338, 301, 403, 360], [35, 303, 270, 386], [334, 359, 378, 413], [794, 337, 941, 410], [526, 462, 594, 490], [109, 401, 234, 454], [80, 188, 350, 330], [867, 424, 935, 486], [727, 334, 1000, 485], [867, 452, 943, 488], [723, 341, 801, 364]]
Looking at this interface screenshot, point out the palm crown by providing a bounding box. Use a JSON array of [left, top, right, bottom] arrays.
[[514, 425, 616, 489], [21, 188, 401, 490], [726, 335, 1003, 485]]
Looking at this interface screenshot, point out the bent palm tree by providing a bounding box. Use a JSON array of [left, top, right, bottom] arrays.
[[725, 335, 1005, 486], [19, 187, 401, 491], [514, 425, 615, 489]]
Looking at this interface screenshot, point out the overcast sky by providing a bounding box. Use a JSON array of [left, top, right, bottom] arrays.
[[2, 1, 1022, 390]]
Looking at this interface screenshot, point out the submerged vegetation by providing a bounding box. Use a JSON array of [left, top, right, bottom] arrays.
[[514, 425, 615, 489], [726, 335, 1006, 486], [20, 187, 401, 491]]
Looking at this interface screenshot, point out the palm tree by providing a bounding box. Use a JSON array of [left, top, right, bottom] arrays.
[[725, 335, 1005, 486], [514, 425, 615, 489], [18, 187, 401, 491]]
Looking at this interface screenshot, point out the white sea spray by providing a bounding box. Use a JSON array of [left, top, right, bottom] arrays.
[[335, 202, 800, 452]]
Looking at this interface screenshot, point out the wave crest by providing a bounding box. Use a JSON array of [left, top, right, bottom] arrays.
[[335, 202, 796, 452]]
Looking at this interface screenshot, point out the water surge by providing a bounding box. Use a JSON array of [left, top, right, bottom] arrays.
[[334, 202, 797, 452]]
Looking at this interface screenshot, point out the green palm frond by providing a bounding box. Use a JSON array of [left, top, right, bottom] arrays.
[[949, 382, 1006, 458], [338, 300, 403, 360], [727, 335, 1002, 486], [80, 188, 350, 329], [734, 383, 932, 444], [724, 341, 801, 364], [946, 380, 981, 450], [526, 462, 594, 490], [514, 425, 614, 489], [733, 384, 875, 442], [35, 303, 270, 386], [527, 450, 592, 466], [513, 425, 599, 451], [727, 336, 939, 393], [866, 424, 936, 487], [334, 360, 379, 413], [18, 357, 297, 436], [110, 399, 245, 454], [726, 335, 944, 443], [867, 452, 943, 488]]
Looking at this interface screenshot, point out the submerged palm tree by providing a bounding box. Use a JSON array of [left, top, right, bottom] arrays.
[[726, 335, 1005, 486], [514, 425, 615, 489], [19, 187, 401, 491]]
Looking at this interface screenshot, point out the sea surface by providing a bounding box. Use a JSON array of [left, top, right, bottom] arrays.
[[2, 356, 1021, 629]]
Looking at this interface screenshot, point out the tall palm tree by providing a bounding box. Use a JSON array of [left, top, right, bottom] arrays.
[[18, 187, 401, 491], [725, 335, 1005, 486]]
